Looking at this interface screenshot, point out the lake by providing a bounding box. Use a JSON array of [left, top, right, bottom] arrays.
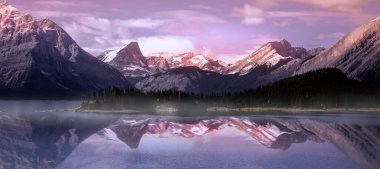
[[0, 100, 379, 169]]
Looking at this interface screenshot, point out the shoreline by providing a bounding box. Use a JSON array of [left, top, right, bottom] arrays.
[[207, 107, 380, 113], [74, 107, 380, 114]]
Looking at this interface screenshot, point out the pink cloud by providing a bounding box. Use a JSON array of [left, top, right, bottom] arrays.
[[292, 0, 372, 13], [34, 1, 76, 7], [273, 21, 290, 27], [195, 34, 280, 63], [122, 36, 195, 55], [33, 0, 100, 8], [154, 10, 227, 36], [188, 5, 215, 11], [316, 32, 345, 40], [28, 10, 94, 18], [232, 2, 375, 26], [232, 4, 267, 25], [155, 10, 226, 24], [8, 0, 378, 60]]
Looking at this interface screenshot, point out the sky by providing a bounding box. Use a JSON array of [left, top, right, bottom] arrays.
[[7, 0, 380, 63]]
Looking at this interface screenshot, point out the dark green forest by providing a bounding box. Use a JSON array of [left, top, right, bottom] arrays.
[[82, 68, 380, 112]]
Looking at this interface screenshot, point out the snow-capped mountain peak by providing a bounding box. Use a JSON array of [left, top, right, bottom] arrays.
[[0, 0, 17, 12], [228, 39, 310, 75], [228, 40, 311, 75], [100, 42, 144, 63], [190, 54, 209, 65], [97, 42, 151, 77], [100, 46, 228, 77], [163, 52, 226, 73]]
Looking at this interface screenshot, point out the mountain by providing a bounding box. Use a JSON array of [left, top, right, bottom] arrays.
[[146, 56, 170, 72], [134, 40, 319, 93], [155, 52, 227, 74], [135, 66, 235, 94], [99, 43, 228, 77], [296, 18, 380, 87], [98, 42, 151, 77], [0, 1, 130, 97], [307, 47, 325, 57], [228, 40, 311, 75]]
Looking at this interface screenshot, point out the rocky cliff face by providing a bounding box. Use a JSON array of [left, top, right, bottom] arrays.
[[228, 40, 310, 75], [146, 56, 170, 72], [98, 42, 151, 77], [0, 1, 130, 97], [296, 19, 380, 87], [307, 47, 325, 57]]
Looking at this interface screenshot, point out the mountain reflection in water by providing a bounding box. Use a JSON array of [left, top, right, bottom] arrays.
[[0, 101, 380, 169]]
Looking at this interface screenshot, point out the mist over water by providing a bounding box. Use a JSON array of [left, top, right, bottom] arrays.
[[0, 100, 379, 169]]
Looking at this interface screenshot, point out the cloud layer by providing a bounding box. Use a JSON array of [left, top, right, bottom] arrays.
[[8, 0, 380, 62]]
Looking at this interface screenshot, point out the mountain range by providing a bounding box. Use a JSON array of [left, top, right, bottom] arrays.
[[0, 0, 379, 97], [108, 40, 326, 93], [98, 43, 227, 77]]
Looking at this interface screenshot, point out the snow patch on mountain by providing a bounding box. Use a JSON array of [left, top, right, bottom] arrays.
[[265, 53, 291, 67], [191, 55, 209, 65], [102, 46, 125, 62], [371, 17, 380, 22], [0, 0, 17, 12], [227, 40, 310, 76]]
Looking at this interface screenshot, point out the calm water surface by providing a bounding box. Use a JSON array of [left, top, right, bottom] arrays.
[[0, 100, 379, 169]]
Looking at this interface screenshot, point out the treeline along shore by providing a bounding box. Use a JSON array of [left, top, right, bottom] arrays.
[[81, 68, 380, 113]]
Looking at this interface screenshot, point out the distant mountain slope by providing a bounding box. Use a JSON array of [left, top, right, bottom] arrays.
[[0, 1, 131, 97], [296, 19, 380, 88], [135, 66, 235, 94], [228, 40, 311, 75], [98, 42, 151, 77]]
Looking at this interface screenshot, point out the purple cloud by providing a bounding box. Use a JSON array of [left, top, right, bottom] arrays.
[[6, 0, 380, 62]]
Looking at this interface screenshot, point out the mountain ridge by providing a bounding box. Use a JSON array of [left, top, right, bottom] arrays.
[[296, 19, 380, 87], [0, 2, 132, 97]]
